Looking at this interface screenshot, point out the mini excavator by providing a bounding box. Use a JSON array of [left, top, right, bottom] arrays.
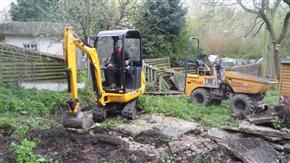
[[62, 27, 145, 129]]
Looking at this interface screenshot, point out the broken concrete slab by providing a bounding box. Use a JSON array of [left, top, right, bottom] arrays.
[[246, 114, 275, 124], [283, 144, 290, 153], [218, 138, 280, 163], [224, 121, 290, 140], [116, 114, 201, 139], [207, 128, 245, 141], [168, 135, 215, 155]]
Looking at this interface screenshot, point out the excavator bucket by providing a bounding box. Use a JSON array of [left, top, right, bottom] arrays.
[[62, 111, 92, 129]]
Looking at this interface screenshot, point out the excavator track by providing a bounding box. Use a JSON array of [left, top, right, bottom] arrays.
[[121, 100, 137, 120], [92, 106, 107, 122]]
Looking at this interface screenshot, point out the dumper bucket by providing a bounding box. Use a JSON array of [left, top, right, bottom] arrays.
[[225, 71, 278, 94]]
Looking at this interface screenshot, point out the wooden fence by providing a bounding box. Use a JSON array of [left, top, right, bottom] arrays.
[[143, 57, 185, 92], [0, 43, 66, 85]]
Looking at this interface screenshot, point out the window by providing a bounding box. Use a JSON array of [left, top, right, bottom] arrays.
[[23, 43, 38, 51]]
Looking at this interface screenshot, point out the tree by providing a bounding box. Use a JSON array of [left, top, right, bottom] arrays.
[[134, 0, 186, 62], [10, 0, 135, 36], [236, 0, 290, 78], [10, 0, 57, 21]]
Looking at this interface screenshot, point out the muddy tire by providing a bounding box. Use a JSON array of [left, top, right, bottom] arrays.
[[190, 88, 212, 106], [230, 94, 254, 119]]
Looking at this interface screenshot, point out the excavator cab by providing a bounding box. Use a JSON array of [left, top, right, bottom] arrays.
[[95, 30, 143, 93]]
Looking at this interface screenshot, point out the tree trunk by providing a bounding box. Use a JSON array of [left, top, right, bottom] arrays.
[[273, 43, 281, 79]]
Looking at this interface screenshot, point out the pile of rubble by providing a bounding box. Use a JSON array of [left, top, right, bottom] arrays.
[[207, 97, 290, 163]]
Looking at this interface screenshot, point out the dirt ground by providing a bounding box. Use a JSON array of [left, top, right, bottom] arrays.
[[22, 126, 238, 163], [0, 137, 15, 163], [0, 115, 241, 163]]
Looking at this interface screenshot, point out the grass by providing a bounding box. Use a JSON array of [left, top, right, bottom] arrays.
[[138, 95, 238, 127], [138, 89, 279, 128], [100, 116, 126, 129], [0, 86, 95, 139], [263, 89, 279, 106]]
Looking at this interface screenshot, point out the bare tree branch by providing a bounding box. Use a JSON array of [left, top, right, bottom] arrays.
[[236, 0, 259, 14], [253, 22, 265, 37], [283, 0, 290, 6], [252, 0, 261, 10], [259, 11, 277, 41], [277, 10, 290, 43], [244, 16, 259, 37]]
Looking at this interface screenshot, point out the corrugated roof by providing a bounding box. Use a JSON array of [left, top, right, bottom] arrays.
[[0, 21, 67, 38]]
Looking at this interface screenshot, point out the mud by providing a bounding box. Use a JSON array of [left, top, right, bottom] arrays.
[[30, 127, 156, 162], [27, 126, 236, 162], [134, 129, 170, 147], [0, 137, 15, 163], [1, 117, 238, 162]]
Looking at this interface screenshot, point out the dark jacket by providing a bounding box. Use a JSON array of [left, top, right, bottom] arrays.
[[109, 50, 131, 67]]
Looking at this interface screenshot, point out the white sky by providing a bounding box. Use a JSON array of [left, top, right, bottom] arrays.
[[0, 0, 13, 10]]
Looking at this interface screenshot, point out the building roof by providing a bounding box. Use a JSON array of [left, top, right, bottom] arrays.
[[281, 56, 290, 65], [0, 21, 67, 38]]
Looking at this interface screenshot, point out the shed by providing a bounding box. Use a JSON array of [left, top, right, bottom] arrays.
[[279, 56, 290, 99]]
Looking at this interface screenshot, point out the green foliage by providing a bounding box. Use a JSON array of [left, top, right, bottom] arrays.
[[138, 95, 238, 127], [10, 0, 57, 21], [12, 139, 46, 163], [271, 116, 284, 130], [134, 0, 186, 61], [100, 116, 126, 129], [0, 86, 94, 116], [263, 89, 278, 106], [0, 86, 66, 116], [0, 86, 95, 138]]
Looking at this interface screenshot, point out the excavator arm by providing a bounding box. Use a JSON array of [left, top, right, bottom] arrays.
[[64, 27, 104, 115]]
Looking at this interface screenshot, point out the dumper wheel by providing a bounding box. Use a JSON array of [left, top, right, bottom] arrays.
[[190, 88, 212, 106], [92, 107, 107, 122], [230, 94, 254, 119]]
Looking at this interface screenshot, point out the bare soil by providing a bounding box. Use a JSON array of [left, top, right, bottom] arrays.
[[29, 127, 157, 162], [26, 126, 238, 162], [0, 124, 241, 163], [0, 137, 15, 163]]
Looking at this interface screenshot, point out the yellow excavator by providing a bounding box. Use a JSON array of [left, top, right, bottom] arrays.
[[62, 27, 145, 129]]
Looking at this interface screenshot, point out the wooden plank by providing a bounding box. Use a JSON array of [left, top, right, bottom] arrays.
[[144, 57, 169, 62], [1, 75, 66, 82], [224, 121, 290, 140], [0, 62, 64, 66], [2, 72, 65, 78], [0, 66, 65, 71], [0, 49, 63, 61], [1, 69, 65, 74]]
